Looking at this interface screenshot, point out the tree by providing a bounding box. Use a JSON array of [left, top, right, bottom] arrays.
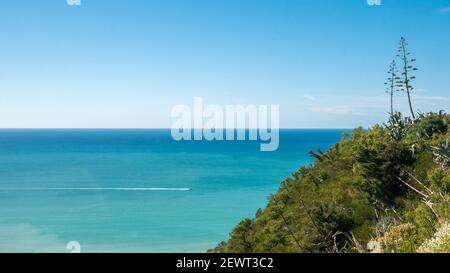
[[396, 37, 418, 120], [225, 219, 255, 252], [384, 60, 399, 116]]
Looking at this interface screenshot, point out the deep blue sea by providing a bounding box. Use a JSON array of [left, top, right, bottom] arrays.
[[0, 129, 346, 252]]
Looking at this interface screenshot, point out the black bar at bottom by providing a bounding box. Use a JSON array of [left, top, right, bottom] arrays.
[[0, 253, 445, 272]]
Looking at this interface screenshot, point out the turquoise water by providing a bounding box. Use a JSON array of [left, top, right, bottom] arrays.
[[0, 129, 346, 252]]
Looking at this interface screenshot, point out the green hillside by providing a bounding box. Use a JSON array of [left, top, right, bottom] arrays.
[[211, 112, 449, 253]]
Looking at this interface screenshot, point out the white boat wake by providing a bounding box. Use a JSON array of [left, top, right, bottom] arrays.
[[0, 187, 192, 191]]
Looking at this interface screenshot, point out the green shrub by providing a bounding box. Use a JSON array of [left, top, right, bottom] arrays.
[[352, 127, 413, 204], [428, 167, 450, 193], [407, 112, 448, 140], [381, 223, 418, 253]]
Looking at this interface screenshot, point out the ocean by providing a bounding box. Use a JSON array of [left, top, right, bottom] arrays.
[[0, 129, 346, 252]]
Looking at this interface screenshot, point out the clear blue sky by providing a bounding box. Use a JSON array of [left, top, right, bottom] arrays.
[[0, 0, 449, 128]]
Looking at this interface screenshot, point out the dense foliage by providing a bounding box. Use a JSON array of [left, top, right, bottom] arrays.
[[210, 112, 450, 253]]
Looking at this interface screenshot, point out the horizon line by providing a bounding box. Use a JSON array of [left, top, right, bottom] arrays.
[[0, 127, 357, 130]]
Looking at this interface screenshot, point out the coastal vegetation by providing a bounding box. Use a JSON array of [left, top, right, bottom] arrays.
[[210, 38, 450, 253]]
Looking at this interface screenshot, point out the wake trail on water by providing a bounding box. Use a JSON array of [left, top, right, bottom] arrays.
[[0, 187, 192, 191]]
